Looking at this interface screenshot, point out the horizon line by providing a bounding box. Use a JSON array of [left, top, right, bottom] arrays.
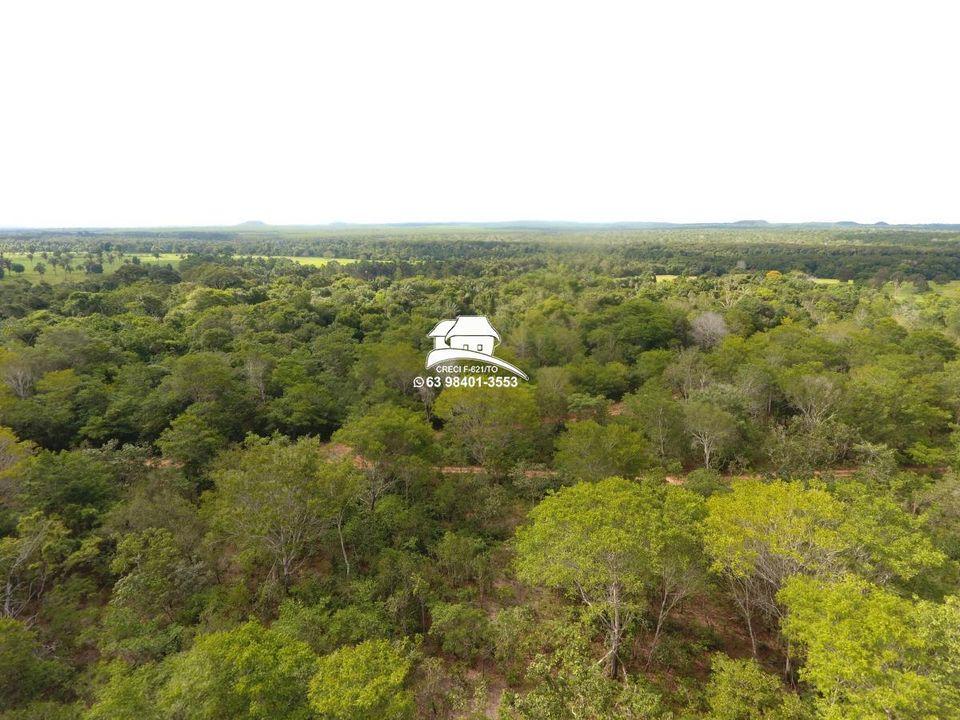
[[3, 218, 960, 232]]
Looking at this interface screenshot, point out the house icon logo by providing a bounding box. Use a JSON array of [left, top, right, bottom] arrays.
[[426, 315, 528, 380]]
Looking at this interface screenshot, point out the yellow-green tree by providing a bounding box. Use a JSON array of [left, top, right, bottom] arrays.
[[516, 477, 703, 677], [158, 621, 317, 720], [308, 639, 413, 720], [780, 575, 960, 719]]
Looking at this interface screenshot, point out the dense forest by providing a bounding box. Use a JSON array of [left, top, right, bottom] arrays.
[[1, 226, 959, 719], [3, 224, 960, 283]]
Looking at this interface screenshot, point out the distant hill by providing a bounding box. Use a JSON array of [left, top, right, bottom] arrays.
[[4, 219, 960, 233]]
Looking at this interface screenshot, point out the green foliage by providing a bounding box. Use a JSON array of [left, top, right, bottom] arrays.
[[109, 527, 206, 624], [683, 400, 739, 469], [308, 639, 414, 720], [684, 468, 728, 497], [84, 661, 167, 720], [516, 477, 659, 601], [0, 701, 81, 720], [0, 618, 69, 711], [0, 511, 72, 619], [428, 601, 491, 661], [766, 418, 855, 479], [273, 598, 391, 655], [780, 575, 960, 719], [353, 343, 423, 402], [842, 364, 950, 452], [156, 404, 227, 473], [0, 425, 34, 475], [621, 381, 686, 464], [15, 449, 117, 533], [433, 531, 487, 588], [704, 479, 848, 583], [268, 373, 348, 438], [204, 436, 362, 587], [499, 627, 668, 720], [159, 622, 317, 720], [335, 403, 435, 467], [534, 366, 573, 421], [553, 420, 648, 482], [433, 474, 511, 536], [583, 298, 684, 364], [97, 606, 185, 663], [6, 233, 960, 718], [704, 655, 809, 720], [566, 359, 631, 399], [516, 477, 702, 676], [0, 369, 90, 449], [491, 607, 543, 684], [433, 387, 539, 472], [835, 482, 946, 586], [333, 403, 435, 507], [704, 477, 946, 634]]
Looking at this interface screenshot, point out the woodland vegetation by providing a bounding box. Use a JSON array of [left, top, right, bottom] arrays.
[[1, 226, 959, 719]]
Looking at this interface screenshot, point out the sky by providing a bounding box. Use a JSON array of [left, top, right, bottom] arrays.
[[1, 1, 958, 228]]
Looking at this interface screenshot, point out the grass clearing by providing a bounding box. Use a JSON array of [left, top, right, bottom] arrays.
[[0, 253, 357, 284], [245, 255, 357, 267], [930, 280, 960, 298], [0, 252, 183, 284]]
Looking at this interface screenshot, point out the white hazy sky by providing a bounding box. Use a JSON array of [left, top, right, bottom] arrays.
[[1, 1, 958, 227]]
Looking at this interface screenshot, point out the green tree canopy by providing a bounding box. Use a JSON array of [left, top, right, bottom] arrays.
[[434, 386, 539, 473], [0, 617, 68, 711], [158, 621, 317, 720], [308, 639, 413, 720], [516, 477, 684, 677], [333, 402, 435, 508], [780, 575, 960, 720], [553, 420, 648, 483], [703, 654, 809, 720], [204, 436, 362, 588]]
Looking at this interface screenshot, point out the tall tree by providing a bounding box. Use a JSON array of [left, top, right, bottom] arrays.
[[780, 575, 960, 719], [516, 477, 660, 678], [703, 654, 808, 720], [620, 382, 686, 465], [703, 479, 847, 656], [204, 436, 361, 588], [0, 617, 68, 710], [308, 639, 414, 720], [159, 622, 317, 720], [683, 400, 738, 468], [553, 420, 648, 483], [434, 386, 539, 473], [1, 511, 71, 618], [332, 403, 435, 509]]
